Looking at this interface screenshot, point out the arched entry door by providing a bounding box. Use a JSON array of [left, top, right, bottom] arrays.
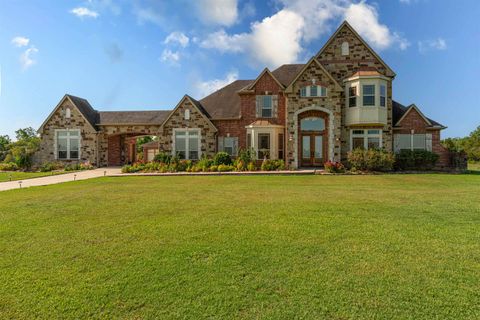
[[298, 111, 328, 167]]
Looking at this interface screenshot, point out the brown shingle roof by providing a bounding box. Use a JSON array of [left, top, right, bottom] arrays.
[[98, 110, 170, 125], [199, 80, 253, 119], [271, 64, 305, 87]]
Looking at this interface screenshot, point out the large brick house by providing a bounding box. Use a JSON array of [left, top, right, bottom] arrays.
[[36, 21, 453, 169]]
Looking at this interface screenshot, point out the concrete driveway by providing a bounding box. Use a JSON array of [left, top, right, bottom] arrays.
[[0, 168, 122, 192]]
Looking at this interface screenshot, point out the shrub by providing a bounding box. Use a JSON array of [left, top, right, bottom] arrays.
[[217, 164, 235, 172], [0, 162, 19, 171], [238, 148, 256, 164], [213, 152, 232, 166], [209, 165, 218, 172], [65, 162, 95, 172], [261, 159, 285, 171], [324, 161, 345, 173], [234, 159, 245, 171], [197, 156, 213, 172], [347, 148, 395, 172], [247, 162, 256, 171], [395, 150, 439, 170], [153, 152, 172, 164], [40, 161, 64, 172]]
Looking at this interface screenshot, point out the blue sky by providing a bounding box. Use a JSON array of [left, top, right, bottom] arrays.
[[0, 0, 478, 139]]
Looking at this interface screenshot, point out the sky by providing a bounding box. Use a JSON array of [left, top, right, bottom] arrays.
[[0, 0, 479, 139]]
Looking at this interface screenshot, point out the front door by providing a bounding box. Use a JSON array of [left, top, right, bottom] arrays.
[[301, 133, 326, 166]]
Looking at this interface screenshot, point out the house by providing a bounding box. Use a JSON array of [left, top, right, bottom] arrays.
[[36, 21, 454, 169]]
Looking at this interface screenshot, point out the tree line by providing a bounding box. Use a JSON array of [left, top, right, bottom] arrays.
[[0, 127, 40, 169], [442, 125, 480, 162]]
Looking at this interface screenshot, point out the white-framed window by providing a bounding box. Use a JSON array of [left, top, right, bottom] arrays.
[[65, 108, 71, 119], [363, 85, 376, 106], [258, 133, 270, 159], [341, 41, 349, 56], [218, 136, 238, 156], [348, 86, 357, 107], [351, 129, 382, 150], [394, 134, 432, 152], [173, 129, 200, 160], [256, 95, 277, 118], [184, 109, 190, 120], [380, 85, 386, 107], [55, 129, 80, 160], [300, 85, 327, 98]]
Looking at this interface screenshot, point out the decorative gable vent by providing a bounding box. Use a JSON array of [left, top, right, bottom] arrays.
[[184, 109, 190, 120], [65, 107, 71, 119], [341, 41, 349, 56]]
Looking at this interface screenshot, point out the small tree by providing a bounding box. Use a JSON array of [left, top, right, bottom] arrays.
[[8, 127, 40, 169], [0, 135, 11, 162]]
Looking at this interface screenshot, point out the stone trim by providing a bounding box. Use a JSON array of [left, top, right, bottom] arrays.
[[293, 106, 334, 168]]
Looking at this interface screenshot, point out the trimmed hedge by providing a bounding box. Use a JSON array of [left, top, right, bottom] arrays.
[[395, 150, 439, 170], [347, 149, 395, 172]]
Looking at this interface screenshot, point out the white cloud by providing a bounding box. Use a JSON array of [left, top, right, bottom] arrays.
[[418, 38, 447, 54], [160, 49, 180, 64], [196, 0, 238, 26], [193, 71, 239, 98], [343, 1, 409, 50], [70, 7, 99, 18], [200, 0, 409, 68], [164, 32, 190, 48], [11, 36, 30, 47], [133, 6, 163, 25], [20, 46, 39, 70]]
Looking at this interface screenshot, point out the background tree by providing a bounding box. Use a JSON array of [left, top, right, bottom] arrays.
[[0, 135, 11, 162], [7, 127, 41, 169], [442, 125, 480, 162]]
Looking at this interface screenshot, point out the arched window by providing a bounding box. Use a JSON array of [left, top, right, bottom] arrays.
[[184, 109, 190, 120], [301, 117, 325, 131], [65, 107, 71, 119], [341, 41, 349, 56]]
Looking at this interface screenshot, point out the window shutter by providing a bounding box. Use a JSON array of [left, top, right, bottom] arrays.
[[426, 133, 432, 152], [256, 96, 261, 117], [233, 137, 239, 156], [218, 137, 224, 153], [273, 95, 278, 118]]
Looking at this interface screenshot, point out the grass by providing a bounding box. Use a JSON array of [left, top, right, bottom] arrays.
[[0, 175, 479, 319], [468, 162, 480, 171], [0, 171, 71, 182]]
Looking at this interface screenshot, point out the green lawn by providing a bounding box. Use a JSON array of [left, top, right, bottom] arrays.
[[468, 162, 480, 171], [0, 175, 479, 319], [0, 171, 68, 182]]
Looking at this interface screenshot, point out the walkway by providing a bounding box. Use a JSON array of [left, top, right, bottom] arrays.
[[0, 168, 121, 192]]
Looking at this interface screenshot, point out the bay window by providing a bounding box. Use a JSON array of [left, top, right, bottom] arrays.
[[380, 85, 386, 107], [349, 86, 357, 107], [258, 133, 270, 159], [351, 129, 382, 150], [363, 85, 375, 106], [173, 129, 200, 160], [56, 129, 80, 160]]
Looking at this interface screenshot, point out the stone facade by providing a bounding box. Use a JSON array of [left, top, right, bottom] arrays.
[[158, 97, 217, 157], [37, 97, 98, 165], [36, 22, 452, 170], [285, 60, 343, 167], [317, 24, 394, 157]]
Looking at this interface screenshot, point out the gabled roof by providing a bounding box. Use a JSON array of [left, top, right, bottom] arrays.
[[316, 21, 396, 78], [285, 57, 343, 92], [393, 101, 446, 129], [271, 64, 305, 87], [200, 80, 253, 119], [38, 94, 98, 133], [243, 68, 286, 91], [98, 110, 170, 125], [161, 95, 217, 131]]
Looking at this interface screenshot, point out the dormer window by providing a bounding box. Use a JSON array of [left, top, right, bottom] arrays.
[[65, 107, 71, 119], [184, 109, 190, 120], [300, 85, 327, 97], [341, 41, 349, 56]]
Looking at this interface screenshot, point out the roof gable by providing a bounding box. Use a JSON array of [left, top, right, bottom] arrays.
[[199, 80, 252, 119], [38, 94, 98, 133], [316, 21, 396, 78], [244, 68, 285, 91], [393, 101, 446, 129], [161, 95, 217, 131], [285, 57, 342, 92]]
